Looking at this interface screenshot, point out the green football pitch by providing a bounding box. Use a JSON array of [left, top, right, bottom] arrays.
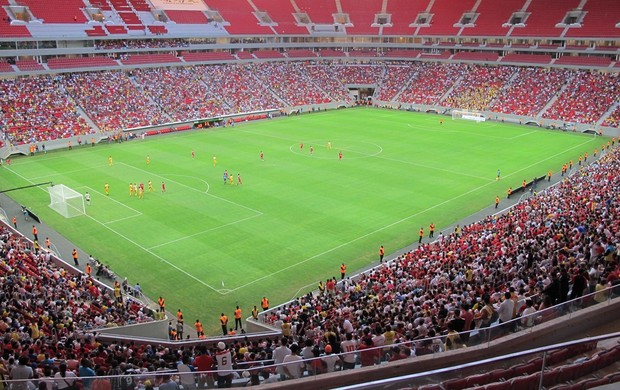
[[1, 108, 601, 334]]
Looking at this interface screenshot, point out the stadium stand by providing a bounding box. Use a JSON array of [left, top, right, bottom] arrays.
[[15, 59, 44, 72], [417, 0, 477, 36], [0, 61, 14, 73], [62, 71, 168, 132], [490, 67, 571, 117], [46, 57, 119, 70], [501, 53, 553, 64], [285, 49, 318, 58], [510, 0, 578, 37], [164, 10, 210, 24], [441, 65, 515, 111], [205, 0, 274, 35], [564, 0, 620, 38], [340, 0, 382, 35], [376, 65, 418, 101], [459, 0, 522, 37], [295, 0, 338, 25], [542, 71, 618, 125], [252, 0, 309, 35], [181, 51, 235, 62], [0, 1, 620, 387], [384, 49, 421, 59], [398, 63, 465, 105], [383, 0, 428, 36], [121, 53, 181, 65], [451, 51, 500, 62], [554, 55, 613, 67], [20, 0, 88, 23]]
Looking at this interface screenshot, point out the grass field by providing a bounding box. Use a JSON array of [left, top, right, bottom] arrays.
[[0, 108, 602, 334]]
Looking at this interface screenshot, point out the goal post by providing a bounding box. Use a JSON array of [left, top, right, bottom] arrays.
[[452, 109, 486, 122], [48, 184, 85, 218]]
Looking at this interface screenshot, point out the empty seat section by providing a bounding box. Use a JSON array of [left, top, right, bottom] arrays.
[[128, 0, 151, 12], [348, 50, 377, 57], [340, 0, 381, 35], [555, 56, 612, 67], [47, 57, 118, 69], [383, 0, 428, 35], [15, 59, 44, 71], [165, 10, 209, 24], [147, 25, 167, 34], [20, 0, 88, 23], [295, 0, 338, 25], [205, 0, 273, 34], [0, 23, 31, 37], [384, 49, 421, 58], [121, 53, 181, 65], [0, 62, 14, 73], [235, 51, 255, 60], [252, 0, 308, 34], [452, 51, 499, 61], [253, 50, 284, 59], [501, 53, 552, 64], [419, 51, 452, 59], [460, 0, 524, 37], [105, 25, 128, 34], [86, 25, 107, 36], [565, 0, 620, 38], [417, 0, 476, 35], [511, 0, 578, 37], [285, 49, 317, 58], [318, 49, 346, 57], [182, 52, 235, 62]]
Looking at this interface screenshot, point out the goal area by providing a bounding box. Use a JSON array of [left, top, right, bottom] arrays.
[[452, 110, 486, 122], [48, 184, 85, 218]]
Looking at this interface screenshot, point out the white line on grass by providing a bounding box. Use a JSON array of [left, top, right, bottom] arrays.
[[374, 155, 494, 182], [29, 164, 109, 181], [223, 136, 599, 294], [75, 186, 143, 220], [147, 213, 261, 250], [118, 162, 263, 215], [4, 167, 223, 294]]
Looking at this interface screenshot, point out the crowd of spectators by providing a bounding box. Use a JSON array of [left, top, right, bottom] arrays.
[[2, 144, 619, 389], [61, 71, 169, 132], [543, 71, 619, 125], [442, 65, 515, 111], [251, 63, 332, 106], [0, 225, 153, 340], [376, 65, 417, 101], [0, 63, 618, 146], [0, 76, 93, 145], [602, 105, 620, 128], [196, 65, 282, 114], [131, 67, 229, 122], [304, 64, 351, 102], [398, 63, 468, 105], [94, 39, 190, 50], [331, 64, 383, 85], [256, 143, 620, 376], [490, 68, 571, 117]]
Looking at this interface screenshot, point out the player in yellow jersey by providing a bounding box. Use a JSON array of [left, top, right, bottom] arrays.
[[148, 180, 153, 192], [213, 156, 217, 167], [146, 155, 150, 165], [104, 183, 109, 196], [327, 141, 332, 150], [108, 156, 113, 166], [129, 183, 134, 196], [138, 186, 144, 199], [229, 174, 234, 185]]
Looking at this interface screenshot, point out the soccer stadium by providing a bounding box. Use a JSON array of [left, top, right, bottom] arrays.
[[0, 0, 620, 388]]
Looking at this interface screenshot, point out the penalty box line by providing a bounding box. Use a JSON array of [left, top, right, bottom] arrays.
[[5, 166, 223, 295], [75, 185, 143, 224]]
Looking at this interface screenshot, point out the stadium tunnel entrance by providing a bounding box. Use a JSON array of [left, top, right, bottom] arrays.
[[346, 84, 375, 104]]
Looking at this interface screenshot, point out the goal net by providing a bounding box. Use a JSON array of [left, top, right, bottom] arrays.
[[452, 109, 486, 122], [48, 184, 85, 218]]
